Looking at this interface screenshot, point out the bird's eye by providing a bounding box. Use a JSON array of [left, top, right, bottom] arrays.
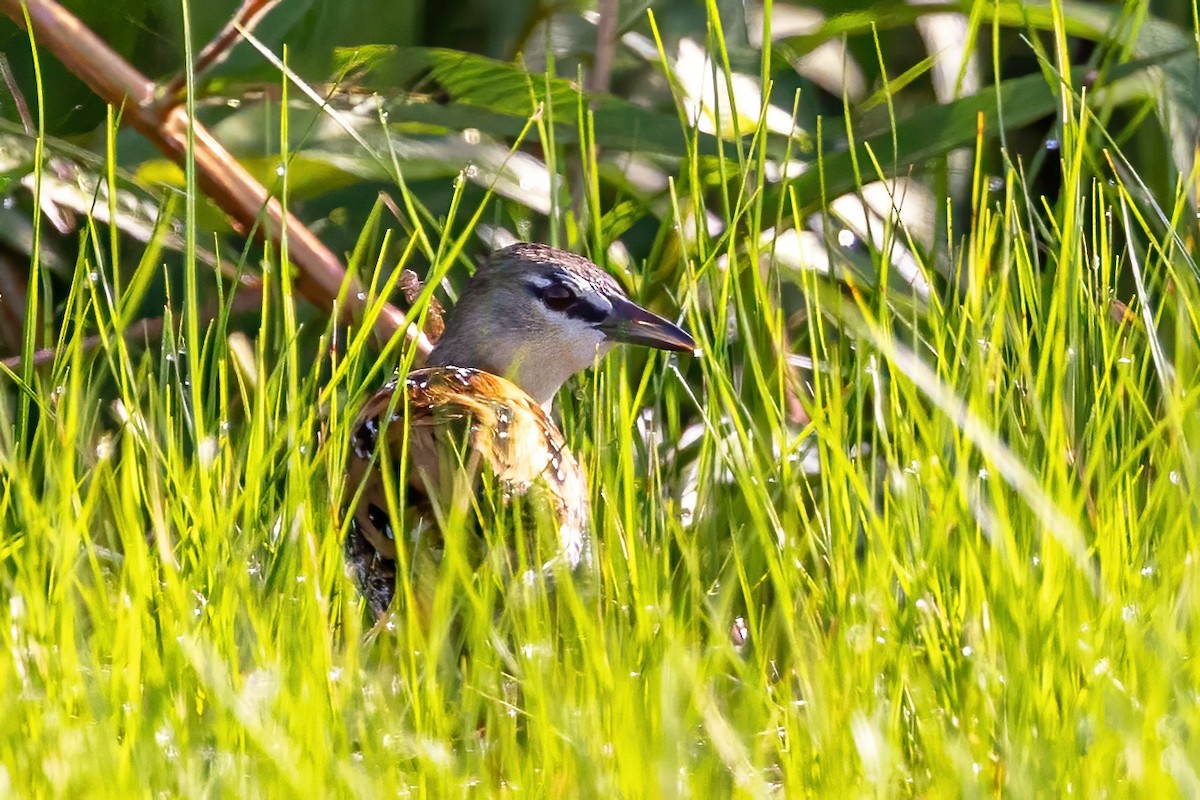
[[539, 284, 576, 311]]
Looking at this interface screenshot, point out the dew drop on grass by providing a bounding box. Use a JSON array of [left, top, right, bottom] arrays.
[[95, 437, 114, 460], [731, 617, 748, 647], [154, 726, 174, 750], [192, 591, 208, 617], [198, 436, 218, 467]]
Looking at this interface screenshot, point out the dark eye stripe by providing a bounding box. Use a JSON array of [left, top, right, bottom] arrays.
[[526, 277, 612, 323], [564, 295, 610, 324]]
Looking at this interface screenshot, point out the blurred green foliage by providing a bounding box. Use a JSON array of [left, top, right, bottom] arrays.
[[0, 0, 1199, 795]]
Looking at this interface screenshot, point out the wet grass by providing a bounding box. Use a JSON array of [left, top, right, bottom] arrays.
[[1, 4, 1200, 796]]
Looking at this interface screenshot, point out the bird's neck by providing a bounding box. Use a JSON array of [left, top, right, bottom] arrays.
[[427, 329, 571, 409]]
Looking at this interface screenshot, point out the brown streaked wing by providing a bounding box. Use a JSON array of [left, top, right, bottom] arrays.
[[344, 366, 590, 616]]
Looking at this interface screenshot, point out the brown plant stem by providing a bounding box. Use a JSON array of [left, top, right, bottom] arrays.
[[157, 0, 283, 106], [0, 0, 432, 357], [588, 0, 617, 97]]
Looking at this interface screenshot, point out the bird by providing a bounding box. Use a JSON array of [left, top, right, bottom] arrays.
[[344, 242, 695, 618]]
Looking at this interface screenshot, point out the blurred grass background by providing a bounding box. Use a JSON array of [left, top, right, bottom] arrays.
[[0, 0, 1198, 795]]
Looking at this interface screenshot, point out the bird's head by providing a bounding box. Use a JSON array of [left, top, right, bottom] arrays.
[[427, 243, 695, 406]]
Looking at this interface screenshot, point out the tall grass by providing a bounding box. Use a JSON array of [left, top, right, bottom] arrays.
[[1, 5, 1199, 797]]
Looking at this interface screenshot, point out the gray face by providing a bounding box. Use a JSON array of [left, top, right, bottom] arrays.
[[427, 244, 695, 406], [521, 265, 695, 354]]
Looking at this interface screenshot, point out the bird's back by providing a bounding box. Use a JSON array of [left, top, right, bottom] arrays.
[[344, 366, 591, 617]]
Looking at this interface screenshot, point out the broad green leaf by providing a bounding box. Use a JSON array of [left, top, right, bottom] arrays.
[[778, 69, 1079, 213], [365, 47, 740, 160]]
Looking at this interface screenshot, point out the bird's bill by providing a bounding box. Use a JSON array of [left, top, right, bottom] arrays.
[[599, 296, 696, 353]]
